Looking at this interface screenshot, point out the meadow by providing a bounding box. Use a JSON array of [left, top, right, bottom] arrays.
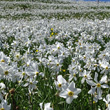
[[0, 0, 110, 110]]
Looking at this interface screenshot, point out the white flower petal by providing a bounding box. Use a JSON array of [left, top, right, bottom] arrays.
[[58, 75, 67, 84], [101, 84, 109, 88], [100, 75, 107, 84], [74, 88, 81, 95], [66, 97, 73, 104], [97, 88, 102, 100], [88, 87, 96, 94], [73, 95, 78, 99], [81, 78, 85, 84], [94, 72, 98, 83], [86, 80, 96, 86], [106, 94, 110, 102], [59, 90, 68, 98], [68, 81, 75, 91], [44, 103, 51, 108]]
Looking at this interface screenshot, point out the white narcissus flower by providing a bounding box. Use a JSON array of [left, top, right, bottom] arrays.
[[44, 103, 53, 110], [59, 81, 81, 104], [23, 77, 38, 92], [26, 62, 39, 77], [0, 52, 10, 64], [87, 72, 109, 100], [39, 102, 53, 110], [103, 94, 110, 110], [54, 75, 67, 91], [99, 59, 110, 74], [81, 70, 92, 84], [69, 68, 78, 81], [0, 100, 11, 110], [0, 83, 5, 90]]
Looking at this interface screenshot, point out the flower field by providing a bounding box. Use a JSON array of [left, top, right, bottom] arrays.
[[0, 0, 110, 110]]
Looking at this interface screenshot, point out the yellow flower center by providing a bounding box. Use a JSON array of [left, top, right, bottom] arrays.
[[84, 75, 87, 78], [103, 54, 106, 56], [18, 80, 21, 83], [27, 64, 29, 67], [49, 60, 51, 62], [72, 67, 75, 70], [36, 72, 39, 75], [51, 32, 54, 35], [106, 66, 108, 70], [68, 91, 74, 97], [57, 47, 60, 49], [80, 46, 83, 49], [27, 52, 29, 54], [58, 83, 62, 88], [57, 63, 59, 66], [16, 54, 19, 58], [1, 59, 5, 62], [4, 71, 9, 75], [79, 69, 82, 72], [93, 101, 95, 104], [79, 42, 81, 45], [62, 53, 65, 55], [89, 46, 91, 49], [22, 72, 25, 76], [72, 60, 75, 62], [73, 73, 76, 77], [51, 28, 53, 31], [30, 82, 33, 84], [62, 69, 66, 72], [36, 50, 38, 52], [96, 83, 101, 87], [94, 64, 97, 67], [83, 56, 86, 59], [0, 108, 5, 110], [106, 103, 108, 107], [47, 63, 50, 65]]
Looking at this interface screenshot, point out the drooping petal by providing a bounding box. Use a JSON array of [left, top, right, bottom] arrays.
[[74, 88, 81, 95], [101, 84, 109, 88], [23, 83, 29, 87], [88, 87, 96, 94], [81, 78, 85, 84], [44, 103, 51, 109], [103, 98, 107, 104], [100, 75, 107, 84], [97, 88, 102, 100], [86, 80, 96, 86], [59, 90, 68, 98], [66, 97, 73, 104], [73, 95, 78, 99], [106, 94, 110, 102], [94, 72, 98, 83]]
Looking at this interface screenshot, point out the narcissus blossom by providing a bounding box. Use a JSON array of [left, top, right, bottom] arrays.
[[59, 81, 81, 104]]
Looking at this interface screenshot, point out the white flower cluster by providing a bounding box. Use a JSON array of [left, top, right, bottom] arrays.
[[0, 11, 110, 109]]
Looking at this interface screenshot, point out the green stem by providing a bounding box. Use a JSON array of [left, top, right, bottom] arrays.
[[92, 95, 93, 110], [29, 93, 33, 110]]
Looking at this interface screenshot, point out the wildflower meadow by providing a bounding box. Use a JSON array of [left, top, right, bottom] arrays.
[[0, 0, 110, 110]]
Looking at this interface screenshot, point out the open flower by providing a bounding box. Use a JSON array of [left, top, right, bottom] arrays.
[[103, 94, 110, 110], [0, 100, 11, 110], [87, 72, 109, 100], [39, 102, 53, 110], [59, 81, 81, 104], [54, 75, 67, 91], [81, 70, 92, 84]]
